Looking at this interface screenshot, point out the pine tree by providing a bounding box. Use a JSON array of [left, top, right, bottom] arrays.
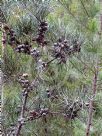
[[0, 0, 102, 136]]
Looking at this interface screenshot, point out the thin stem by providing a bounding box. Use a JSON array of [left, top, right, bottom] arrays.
[[80, 0, 90, 17], [47, 58, 56, 65], [85, 67, 98, 136], [15, 90, 28, 136]]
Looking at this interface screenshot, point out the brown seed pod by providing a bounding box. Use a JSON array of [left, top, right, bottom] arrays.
[[3, 24, 10, 31], [22, 73, 29, 78]]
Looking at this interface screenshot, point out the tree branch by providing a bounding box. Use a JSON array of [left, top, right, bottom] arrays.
[[80, 0, 90, 17], [15, 81, 29, 136], [85, 67, 98, 136]]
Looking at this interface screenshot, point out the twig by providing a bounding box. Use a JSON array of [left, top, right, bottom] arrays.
[[15, 89, 29, 136], [85, 67, 98, 136], [80, 0, 90, 17]]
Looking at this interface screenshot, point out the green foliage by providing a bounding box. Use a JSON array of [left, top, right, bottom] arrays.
[[87, 18, 98, 32], [3, 82, 21, 128], [1, 0, 102, 136]]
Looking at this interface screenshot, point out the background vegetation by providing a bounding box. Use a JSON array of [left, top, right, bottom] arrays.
[[0, 0, 102, 136]]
